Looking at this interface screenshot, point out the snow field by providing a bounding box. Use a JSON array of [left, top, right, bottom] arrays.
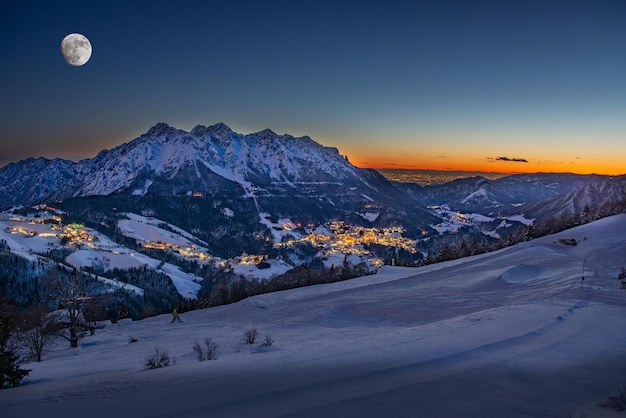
[[1, 215, 625, 417]]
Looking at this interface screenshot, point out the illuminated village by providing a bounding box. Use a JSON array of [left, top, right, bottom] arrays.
[[274, 220, 418, 269], [1, 205, 424, 288]]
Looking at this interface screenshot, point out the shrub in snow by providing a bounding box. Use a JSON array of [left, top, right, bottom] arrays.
[[261, 334, 274, 347], [192, 338, 219, 361], [145, 348, 170, 369], [203, 338, 218, 360], [192, 342, 203, 361], [128, 336, 138, 343], [244, 327, 258, 344], [558, 238, 578, 246]]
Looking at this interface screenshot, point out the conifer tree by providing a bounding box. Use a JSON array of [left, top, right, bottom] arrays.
[[0, 298, 30, 388]]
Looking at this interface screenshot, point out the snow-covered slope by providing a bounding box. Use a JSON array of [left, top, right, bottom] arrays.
[[0, 211, 203, 299], [517, 174, 626, 221], [2, 215, 625, 417], [0, 210, 303, 298], [0, 157, 80, 208]]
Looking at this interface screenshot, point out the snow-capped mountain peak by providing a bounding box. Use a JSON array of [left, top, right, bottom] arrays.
[[0, 123, 368, 207]]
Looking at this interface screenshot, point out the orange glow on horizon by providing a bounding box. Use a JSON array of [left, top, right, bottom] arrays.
[[349, 156, 626, 176], [321, 129, 626, 177]]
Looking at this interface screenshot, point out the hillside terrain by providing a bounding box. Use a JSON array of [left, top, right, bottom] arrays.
[[1, 215, 625, 417]]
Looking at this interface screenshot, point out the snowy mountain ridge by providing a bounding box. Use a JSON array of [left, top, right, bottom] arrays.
[[0, 122, 360, 207], [396, 172, 624, 218], [86, 122, 358, 194]]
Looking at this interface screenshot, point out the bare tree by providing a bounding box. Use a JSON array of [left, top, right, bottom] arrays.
[[17, 305, 58, 362], [42, 267, 92, 348]]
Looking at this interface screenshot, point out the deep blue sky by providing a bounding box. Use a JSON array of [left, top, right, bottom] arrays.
[[1, 0, 625, 173]]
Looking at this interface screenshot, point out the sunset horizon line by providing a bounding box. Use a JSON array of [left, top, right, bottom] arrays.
[[1, 153, 623, 178], [354, 163, 626, 177]]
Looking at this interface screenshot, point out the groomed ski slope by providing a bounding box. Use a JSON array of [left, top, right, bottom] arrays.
[[1, 215, 626, 417]]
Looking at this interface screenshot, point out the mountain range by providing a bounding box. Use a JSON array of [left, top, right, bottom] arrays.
[[0, 123, 436, 232], [1, 122, 378, 204], [1, 122, 625, 259], [397, 172, 626, 221]]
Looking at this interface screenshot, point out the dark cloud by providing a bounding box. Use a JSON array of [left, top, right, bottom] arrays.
[[495, 156, 528, 163]]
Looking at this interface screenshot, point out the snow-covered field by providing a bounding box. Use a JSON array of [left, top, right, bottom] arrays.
[[2, 215, 626, 417]]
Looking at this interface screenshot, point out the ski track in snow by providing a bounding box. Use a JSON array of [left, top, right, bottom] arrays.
[[1, 215, 626, 417]]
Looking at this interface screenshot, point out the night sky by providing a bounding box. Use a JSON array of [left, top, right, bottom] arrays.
[[1, 0, 625, 174]]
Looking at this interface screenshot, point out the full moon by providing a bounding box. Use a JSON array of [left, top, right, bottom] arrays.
[[61, 33, 92, 66]]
